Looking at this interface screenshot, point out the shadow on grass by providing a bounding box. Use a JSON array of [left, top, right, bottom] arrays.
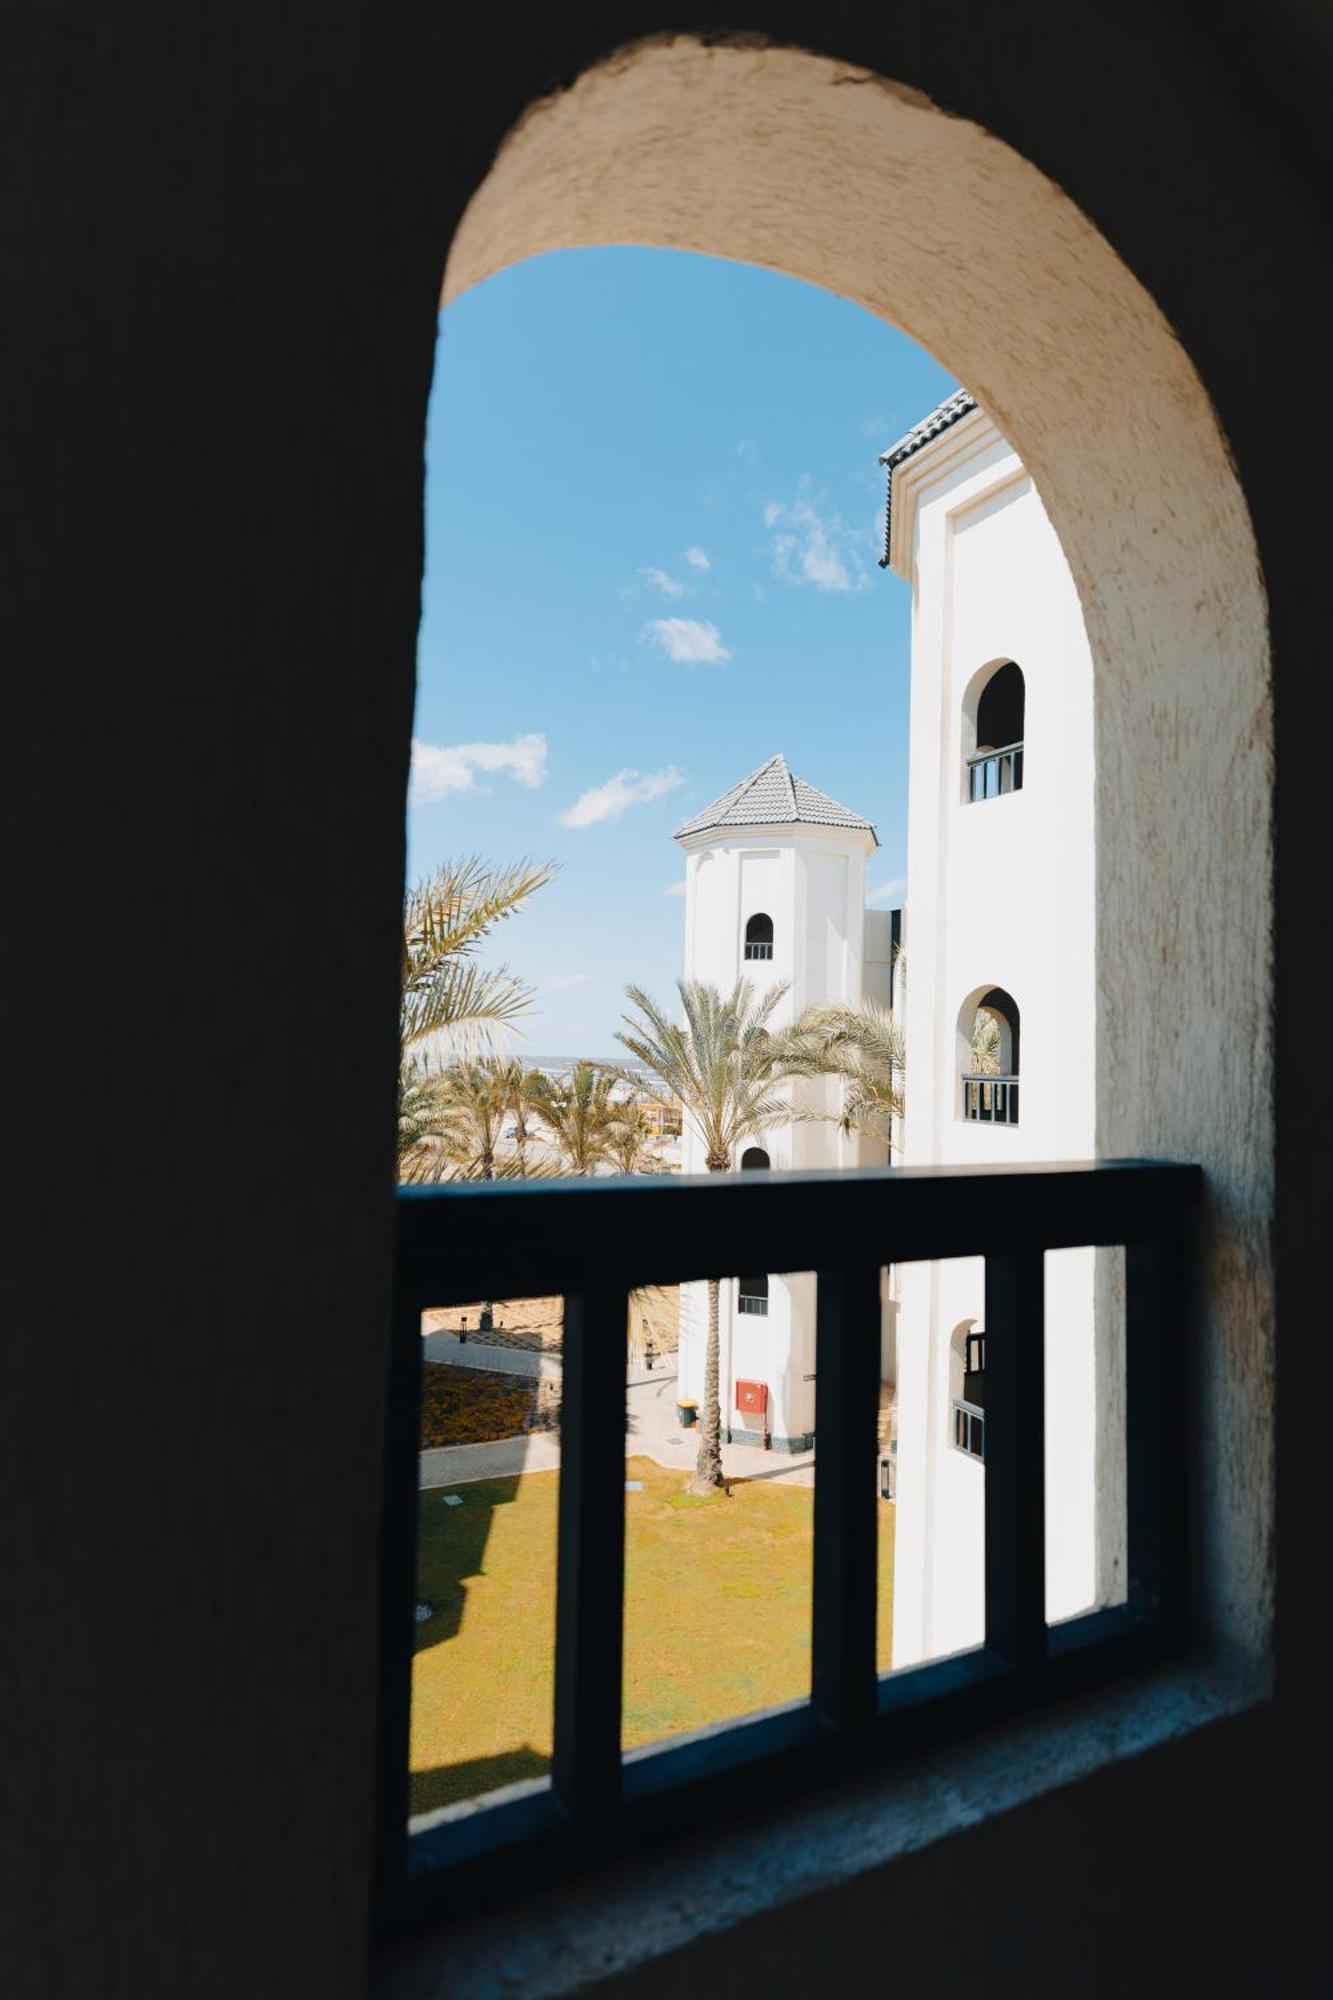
[[414, 1474, 523, 1648], [410, 1745, 549, 1818]]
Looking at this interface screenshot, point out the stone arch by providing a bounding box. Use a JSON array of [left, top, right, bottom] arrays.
[[438, 34, 1271, 1653]]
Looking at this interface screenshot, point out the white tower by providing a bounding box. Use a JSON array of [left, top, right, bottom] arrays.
[[673, 755, 881, 1450], [881, 392, 1101, 1666]]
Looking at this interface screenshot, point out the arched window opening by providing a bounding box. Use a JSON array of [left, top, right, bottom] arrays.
[[744, 912, 774, 961], [965, 660, 1025, 801], [950, 1320, 986, 1459], [959, 986, 1020, 1125], [738, 1150, 771, 1310]]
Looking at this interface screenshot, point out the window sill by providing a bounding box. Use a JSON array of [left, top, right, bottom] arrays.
[[371, 1649, 1268, 1999]]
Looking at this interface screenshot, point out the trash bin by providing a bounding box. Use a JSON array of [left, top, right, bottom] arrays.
[[677, 1397, 698, 1429]]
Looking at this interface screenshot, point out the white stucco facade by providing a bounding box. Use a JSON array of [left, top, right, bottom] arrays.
[[887, 402, 1102, 1667]]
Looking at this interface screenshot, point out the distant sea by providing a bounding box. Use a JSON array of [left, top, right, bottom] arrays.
[[527, 1055, 650, 1077]]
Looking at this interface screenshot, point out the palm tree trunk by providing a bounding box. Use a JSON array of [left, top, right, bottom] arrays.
[[689, 1151, 730, 1494], [688, 1275, 725, 1493]]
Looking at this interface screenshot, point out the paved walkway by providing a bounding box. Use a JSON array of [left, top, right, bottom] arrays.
[[418, 1359, 814, 1491], [422, 1331, 561, 1382]]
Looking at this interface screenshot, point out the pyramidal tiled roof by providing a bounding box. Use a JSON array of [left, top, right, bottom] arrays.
[[674, 754, 878, 844]]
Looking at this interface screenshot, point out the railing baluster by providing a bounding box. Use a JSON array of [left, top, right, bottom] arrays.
[[552, 1283, 626, 1822], [373, 1260, 428, 1919], [1126, 1224, 1189, 1638], [984, 1250, 1046, 1677], [812, 1264, 883, 1732]]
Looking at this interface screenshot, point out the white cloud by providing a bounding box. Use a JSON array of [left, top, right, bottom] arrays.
[[664, 879, 688, 897], [764, 483, 872, 594], [683, 546, 711, 571], [537, 973, 593, 991], [409, 731, 547, 805], [642, 617, 732, 665], [736, 439, 758, 464], [557, 765, 685, 829], [868, 876, 908, 905], [640, 565, 687, 599]]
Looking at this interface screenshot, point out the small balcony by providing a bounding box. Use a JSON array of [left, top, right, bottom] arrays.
[[743, 940, 773, 961], [963, 1329, 986, 1407], [952, 1396, 986, 1459], [967, 740, 1024, 801], [962, 1073, 1020, 1125]]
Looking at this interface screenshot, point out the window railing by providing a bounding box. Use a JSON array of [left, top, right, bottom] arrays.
[[963, 1074, 1020, 1125], [953, 1396, 986, 1459], [737, 1290, 770, 1315], [744, 940, 774, 960], [377, 1159, 1196, 1934], [967, 740, 1024, 801]]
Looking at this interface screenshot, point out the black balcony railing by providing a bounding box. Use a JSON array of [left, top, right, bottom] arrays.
[[953, 1396, 986, 1459], [968, 740, 1024, 801], [964, 1074, 1020, 1125], [377, 1159, 1196, 1935], [744, 940, 774, 960]]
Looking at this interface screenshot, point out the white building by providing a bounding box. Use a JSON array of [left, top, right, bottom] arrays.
[[673, 755, 891, 1451], [883, 389, 1102, 1667], [672, 387, 1106, 1667]]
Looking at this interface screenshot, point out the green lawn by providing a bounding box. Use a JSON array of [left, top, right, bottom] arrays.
[[410, 1455, 895, 1815]]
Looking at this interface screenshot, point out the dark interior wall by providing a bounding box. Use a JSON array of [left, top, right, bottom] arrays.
[[1, 3, 1326, 1995]]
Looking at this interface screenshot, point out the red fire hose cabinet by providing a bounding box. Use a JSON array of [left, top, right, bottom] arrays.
[[735, 1378, 770, 1447]]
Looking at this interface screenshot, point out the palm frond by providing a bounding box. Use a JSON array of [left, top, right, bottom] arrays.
[[401, 959, 536, 1052]]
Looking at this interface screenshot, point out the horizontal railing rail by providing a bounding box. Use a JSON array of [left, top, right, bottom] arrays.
[[377, 1159, 1197, 1936], [967, 739, 1024, 801]]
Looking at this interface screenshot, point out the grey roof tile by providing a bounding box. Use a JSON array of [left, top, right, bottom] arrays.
[[674, 754, 878, 843], [877, 386, 978, 565]]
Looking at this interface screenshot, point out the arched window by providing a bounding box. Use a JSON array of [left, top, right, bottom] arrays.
[[964, 659, 1025, 800], [950, 1319, 986, 1458], [738, 1148, 771, 1310], [744, 912, 774, 961], [959, 986, 1020, 1125], [737, 1273, 769, 1316]]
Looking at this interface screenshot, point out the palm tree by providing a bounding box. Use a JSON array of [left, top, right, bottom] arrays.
[[970, 1010, 1002, 1075], [493, 1057, 548, 1174], [428, 1060, 513, 1179], [603, 1092, 665, 1176], [784, 999, 906, 1155], [617, 979, 794, 1492], [397, 856, 555, 1179], [400, 855, 556, 1054], [397, 1061, 464, 1185], [530, 1061, 618, 1176]]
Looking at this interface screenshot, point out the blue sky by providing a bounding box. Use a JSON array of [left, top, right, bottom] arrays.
[[408, 248, 956, 1055]]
